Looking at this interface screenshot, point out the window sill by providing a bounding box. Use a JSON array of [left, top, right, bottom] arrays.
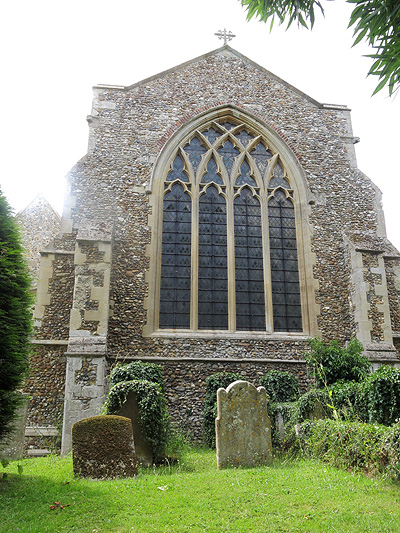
[[146, 329, 309, 341]]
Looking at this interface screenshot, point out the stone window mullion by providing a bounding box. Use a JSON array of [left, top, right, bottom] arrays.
[[191, 184, 199, 331]]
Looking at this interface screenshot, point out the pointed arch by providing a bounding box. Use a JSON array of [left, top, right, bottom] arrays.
[[144, 105, 318, 338]]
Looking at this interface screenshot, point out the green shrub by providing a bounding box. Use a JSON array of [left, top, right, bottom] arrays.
[[329, 380, 369, 422], [305, 337, 370, 387], [290, 419, 400, 480], [104, 379, 169, 457], [110, 361, 164, 391], [365, 365, 400, 425], [328, 366, 400, 426], [268, 402, 299, 448], [296, 388, 331, 421], [260, 370, 299, 403], [104, 361, 170, 458], [202, 372, 242, 448]]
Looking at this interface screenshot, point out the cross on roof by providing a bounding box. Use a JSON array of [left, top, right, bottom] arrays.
[[214, 28, 236, 45]]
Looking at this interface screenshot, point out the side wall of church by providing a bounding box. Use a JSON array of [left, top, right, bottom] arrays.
[[31, 49, 400, 448]]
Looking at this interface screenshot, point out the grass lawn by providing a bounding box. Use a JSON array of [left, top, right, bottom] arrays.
[[1, 448, 399, 532]]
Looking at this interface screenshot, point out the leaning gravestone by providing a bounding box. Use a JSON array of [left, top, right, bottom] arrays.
[[72, 415, 137, 479], [116, 390, 153, 466], [216, 380, 272, 469]]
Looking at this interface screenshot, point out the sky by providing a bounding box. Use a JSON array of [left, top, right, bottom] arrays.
[[1, 0, 399, 249]]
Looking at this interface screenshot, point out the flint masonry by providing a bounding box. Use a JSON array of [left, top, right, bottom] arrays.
[[25, 46, 400, 453]]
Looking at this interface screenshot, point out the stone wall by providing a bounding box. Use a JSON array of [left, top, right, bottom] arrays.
[[108, 357, 311, 441], [25, 345, 66, 425], [29, 46, 400, 451], [16, 195, 60, 285]]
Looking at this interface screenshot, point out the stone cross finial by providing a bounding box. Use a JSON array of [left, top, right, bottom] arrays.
[[215, 28, 236, 45]]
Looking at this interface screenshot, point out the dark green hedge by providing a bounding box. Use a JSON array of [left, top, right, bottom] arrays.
[[0, 190, 33, 445], [330, 365, 400, 426], [104, 361, 170, 457]]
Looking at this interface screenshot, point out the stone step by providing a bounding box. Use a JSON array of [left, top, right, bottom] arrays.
[[27, 449, 52, 457]]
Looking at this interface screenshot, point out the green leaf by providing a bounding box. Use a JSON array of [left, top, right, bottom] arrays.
[[371, 74, 390, 95], [352, 27, 368, 47]]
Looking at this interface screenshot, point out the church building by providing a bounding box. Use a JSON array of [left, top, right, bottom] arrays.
[[26, 45, 400, 453]]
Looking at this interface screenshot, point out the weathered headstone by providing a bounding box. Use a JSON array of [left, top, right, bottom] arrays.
[[216, 380, 272, 469], [72, 415, 137, 479], [0, 393, 29, 460], [116, 390, 153, 466]]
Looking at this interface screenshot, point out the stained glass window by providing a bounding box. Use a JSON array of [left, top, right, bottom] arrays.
[[183, 137, 207, 175], [217, 140, 239, 176], [235, 160, 257, 187], [166, 155, 188, 182], [251, 143, 273, 178], [201, 157, 223, 185], [158, 118, 303, 333]]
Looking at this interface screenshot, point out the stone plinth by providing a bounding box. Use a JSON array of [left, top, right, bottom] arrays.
[[216, 380, 272, 469], [72, 415, 137, 479]]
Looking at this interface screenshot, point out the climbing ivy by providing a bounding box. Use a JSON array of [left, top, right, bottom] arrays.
[[110, 361, 164, 391], [202, 372, 242, 448], [104, 379, 170, 458], [260, 370, 300, 403], [104, 361, 170, 458]]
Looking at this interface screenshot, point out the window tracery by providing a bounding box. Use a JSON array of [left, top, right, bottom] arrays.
[[158, 118, 303, 333]]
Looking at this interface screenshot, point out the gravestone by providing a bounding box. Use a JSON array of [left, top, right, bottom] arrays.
[[216, 380, 272, 469], [72, 415, 137, 479], [116, 390, 153, 466], [0, 393, 29, 460]]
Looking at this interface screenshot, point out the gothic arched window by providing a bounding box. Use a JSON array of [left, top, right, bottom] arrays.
[[155, 117, 303, 333]]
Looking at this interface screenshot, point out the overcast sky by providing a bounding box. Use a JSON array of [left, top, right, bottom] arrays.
[[1, 0, 399, 249]]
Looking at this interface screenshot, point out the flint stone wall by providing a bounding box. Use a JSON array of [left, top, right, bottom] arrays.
[[28, 46, 400, 451], [112, 358, 311, 441]]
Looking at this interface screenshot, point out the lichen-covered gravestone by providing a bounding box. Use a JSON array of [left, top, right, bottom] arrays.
[[72, 415, 137, 478], [216, 380, 272, 469]]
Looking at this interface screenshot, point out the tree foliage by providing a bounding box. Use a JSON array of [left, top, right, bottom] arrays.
[[241, 0, 400, 96], [0, 190, 32, 444]]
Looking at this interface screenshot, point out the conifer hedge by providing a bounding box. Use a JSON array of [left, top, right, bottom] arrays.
[[0, 190, 32, 444]]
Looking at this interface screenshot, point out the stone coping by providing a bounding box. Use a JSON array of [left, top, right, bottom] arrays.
[[25, 426, 59, 437], [31, 339, 69, 345], [111, 356, 307, 364]]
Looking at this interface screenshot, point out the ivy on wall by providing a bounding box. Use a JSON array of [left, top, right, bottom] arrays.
[[104, 362, 170, 457]]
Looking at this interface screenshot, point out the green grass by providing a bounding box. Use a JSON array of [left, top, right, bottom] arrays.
[[1, 448, 400, 532]]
